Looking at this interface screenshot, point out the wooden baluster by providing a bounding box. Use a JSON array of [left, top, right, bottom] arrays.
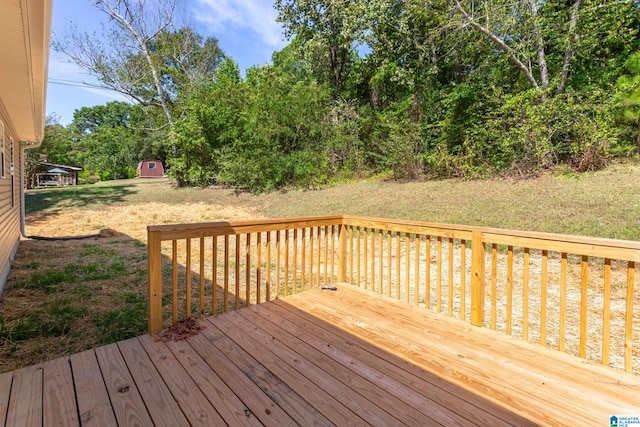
[[199, 237, 205, 319], [540, 250, 548, 345], [323, 226, 329, 286], [316, 226, 321, 289], [436, 236, 442, 313], [460, 239, 466, 320], [330, 225, 336, 285], [625, 261, 635, 373], [245, 233, 251, 306], [349, 226, 354, 284], [284, 229, 290, 296], [172, 240, 178, 324], [276, 230, 281, 299], [371, 229, 375, 292], [363, 228, 368, 290], [523, 248, 530, 340], [356, 227, 361, 288], [235, 235, 240, 310], [379, 230, 384, 295], [308, 227, 314, 289], [405, 234, 410, 304], [425, 236, 431, 310], [448, 238, 454, 316], [212, 236, 218, 316], [491, 243, 498, 330], [266, 232, 272, 301], [186, 238, 192, 319], [301, 229, 306, 292], [224, 235, 229, 312], [506, 245, 513, 335], [579, 255, 588, 358], [395, 232, 400, 300], [559, 252, 567, 351], [387, 232, 392, 298], [602, 258, 611, 365], [470, 232, 485, 327], [256, 232, 261, 304], [293, 229, 298, 293], [414, 235, 420, 306]]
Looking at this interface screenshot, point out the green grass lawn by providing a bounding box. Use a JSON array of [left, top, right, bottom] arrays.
[[26, 163, 640, 240]]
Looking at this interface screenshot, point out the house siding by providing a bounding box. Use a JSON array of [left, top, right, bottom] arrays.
[[0, 112, 21, 294]]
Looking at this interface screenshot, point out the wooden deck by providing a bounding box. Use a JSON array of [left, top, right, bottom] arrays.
[[2, 285, 639, 426]]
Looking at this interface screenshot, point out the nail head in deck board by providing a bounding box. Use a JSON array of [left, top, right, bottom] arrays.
[[69, 350, 117, 427], [196, 318, 331, 426], [5, 364, 42, 427], [200, 316, 361, 426], [214, 311, 404, 426], [163, 338, 263, 426], [137, 335, 226, 426], [116, 337, 190, 426], [43, 357, 79, 426], [94, 343, 154, 426], [187, 329, 298, 427]]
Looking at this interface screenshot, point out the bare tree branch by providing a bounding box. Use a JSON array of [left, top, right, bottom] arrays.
[[556, 0, 582, 95]]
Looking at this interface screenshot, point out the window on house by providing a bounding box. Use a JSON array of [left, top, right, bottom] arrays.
[[148, 162, 156, 169]]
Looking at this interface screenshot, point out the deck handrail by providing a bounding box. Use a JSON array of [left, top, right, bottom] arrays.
[[148, 215, 639, 374]]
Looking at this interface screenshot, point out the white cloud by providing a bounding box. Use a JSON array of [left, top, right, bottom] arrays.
[[193, 0, 287, 49]]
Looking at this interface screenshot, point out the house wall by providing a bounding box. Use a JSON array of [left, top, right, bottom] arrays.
[[0, 106, 21, 294]]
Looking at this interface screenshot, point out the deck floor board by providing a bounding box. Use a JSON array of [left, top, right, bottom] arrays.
[[2, 284, 639, 426]]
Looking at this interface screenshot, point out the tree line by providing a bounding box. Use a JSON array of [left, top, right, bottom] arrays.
[[35, 0, 640, 192]]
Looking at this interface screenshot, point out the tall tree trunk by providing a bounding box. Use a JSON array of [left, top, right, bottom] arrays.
[[529, 0, 549, 91], [556, 0, 582, 95], [97, 0, 177, 156]]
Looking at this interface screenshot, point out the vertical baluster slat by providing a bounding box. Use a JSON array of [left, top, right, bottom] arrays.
[[212, 236, 218, 316], [245, 233, 251, 306], [602, 258, 611, 365], [523, 248, 530, 340], [186, 238, 192, 319], [425, 236, 431, 310], [506, 245, 513, 335], [292, 229, 298, 294], [540, 250, 548, 345], [284, 229, 290, 296], [580, 255, 588, 358], [560, 252, 568, 351], [266, 231, 272, 301], [491, 243, 498, 330], [405, 234, 410, 304], [625, 261, 635, 373], [172, 240, 178, 324], [276, 230, 281, 298], [371, 229, 375, 292], [256, 232, 261, 304], [330, 225, 336, 285], [436, 236, 442, 313], [460, 239, 466, 320], [387, 232, 392, 298], [224, 235, 229, 312], [448, 238, 454, 316], [414, 235, 420, 306], [395, 233, 400, 300], [199, 237, 205, 319]]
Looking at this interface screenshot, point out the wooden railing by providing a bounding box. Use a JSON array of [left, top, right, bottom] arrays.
[[148, 215, 640, 374]]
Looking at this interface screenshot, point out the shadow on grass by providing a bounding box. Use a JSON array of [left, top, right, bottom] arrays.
[[25, 184, 137, 215]]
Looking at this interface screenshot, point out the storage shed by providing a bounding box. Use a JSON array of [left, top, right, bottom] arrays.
[[137, 160, 164, 178]]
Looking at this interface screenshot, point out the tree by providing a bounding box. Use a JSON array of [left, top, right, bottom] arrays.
[[24, 115, 75, 188], [71, 102, 143, 180], [616, 52, 640, 154], [54, 0, 183, 136]]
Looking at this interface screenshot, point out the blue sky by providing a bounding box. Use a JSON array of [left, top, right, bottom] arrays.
[[46, 0, 288, 125]]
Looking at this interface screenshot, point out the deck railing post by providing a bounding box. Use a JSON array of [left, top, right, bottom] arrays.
[[471, 231, 485, 327], [148, 229, 163, 334], [337, 223, 347, 282]]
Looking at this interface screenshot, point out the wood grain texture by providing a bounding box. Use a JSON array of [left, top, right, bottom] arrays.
[[5, 364, 42, 427], [42, 356, 79, 426], [70, 350, 117, 427]]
